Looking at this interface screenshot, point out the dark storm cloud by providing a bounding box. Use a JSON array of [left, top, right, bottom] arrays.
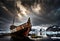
[[0, 0, 18, 20], [0, 0, 60, 30], [0, 0, 17, 30], [32, 0, 60, 25], [20, 0, 60, 25]]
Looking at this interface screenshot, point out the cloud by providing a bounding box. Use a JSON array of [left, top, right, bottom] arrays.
[[0, 0, 60, 30]]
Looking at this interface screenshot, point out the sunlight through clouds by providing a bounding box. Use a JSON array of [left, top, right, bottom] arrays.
[[31, 4, 41, 14], [17, 1, 30, 17]]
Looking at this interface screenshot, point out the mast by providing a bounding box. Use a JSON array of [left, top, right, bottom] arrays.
[[12, 16, 15, 25], [12, 0, 17, 25], [10, 0, 17, 30]]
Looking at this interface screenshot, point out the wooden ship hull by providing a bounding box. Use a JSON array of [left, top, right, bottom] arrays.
[[10, 18, 32, 37]]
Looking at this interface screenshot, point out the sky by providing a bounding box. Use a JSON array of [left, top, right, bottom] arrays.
[[0, 0, 60, 30]]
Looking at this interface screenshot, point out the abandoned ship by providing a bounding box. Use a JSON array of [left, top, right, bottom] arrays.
[[0, 18, 34, 41]]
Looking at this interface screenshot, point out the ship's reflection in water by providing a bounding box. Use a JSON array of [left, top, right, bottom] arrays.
[[0, 36, 60, 41]]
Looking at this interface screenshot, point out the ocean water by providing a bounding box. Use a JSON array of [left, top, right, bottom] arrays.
[[0, 36, 60, 41]]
